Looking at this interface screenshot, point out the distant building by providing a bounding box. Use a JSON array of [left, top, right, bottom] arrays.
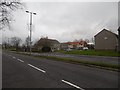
[[60, 41, 87, 50], [34, 37, 60, 52], [94, 29, 118, 51], [68, 41, 87, 49], [60, 43, 69, 50]]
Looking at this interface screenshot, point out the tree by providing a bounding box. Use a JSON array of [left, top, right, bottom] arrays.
[[2, 41, 7, 49], [25, 36, 30, 47], [0, 0, 23, 30], [84, 39, 89, 43], [91, 37, 95, 44], [11, 36, 21, 51], [73, 39, 78, 42], [24, 36, 30, 51], [79, 38, 83, 42]]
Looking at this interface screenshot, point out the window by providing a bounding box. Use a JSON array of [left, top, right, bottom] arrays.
[[104, 37, 108, 40]]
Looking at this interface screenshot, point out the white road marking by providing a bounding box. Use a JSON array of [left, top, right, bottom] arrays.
[[12, 57, 16, 59], [62, 79, 84, 90], [9, 55, 13, 57], [17, 59, 24, 63], [28, 64, 46, 73]]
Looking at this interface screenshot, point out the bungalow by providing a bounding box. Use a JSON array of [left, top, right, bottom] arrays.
[[60, 41, 87, 50]]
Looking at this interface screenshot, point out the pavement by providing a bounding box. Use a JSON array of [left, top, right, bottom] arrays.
[[2, 51, 118, 88]]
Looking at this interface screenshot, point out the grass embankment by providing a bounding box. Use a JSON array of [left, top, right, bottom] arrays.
[[36, 56, 119, 71], [15, 52, 119, 71], [58, 50, 120, 57]]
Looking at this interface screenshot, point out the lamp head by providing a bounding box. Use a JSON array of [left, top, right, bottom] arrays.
[[33, 13, 36, 15], [26, 11, 29, 13]]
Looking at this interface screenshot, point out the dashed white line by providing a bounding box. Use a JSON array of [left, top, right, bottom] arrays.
[[62, 79, 84, 90], [12, 56, 16, 59], [28, 64, 46, 73], [17, 59, 24, 63]]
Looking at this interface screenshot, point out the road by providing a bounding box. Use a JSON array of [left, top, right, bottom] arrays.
[[31, 52, 118, 65], [2, 51, 118, 89]]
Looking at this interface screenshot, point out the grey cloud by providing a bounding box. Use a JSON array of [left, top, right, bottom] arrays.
[[2, 2, 118, 43]]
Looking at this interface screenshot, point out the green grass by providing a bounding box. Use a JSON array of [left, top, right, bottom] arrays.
[[14, 51, 119, 71], [58, 50, 120, 57], [36, 55, 119, 70]]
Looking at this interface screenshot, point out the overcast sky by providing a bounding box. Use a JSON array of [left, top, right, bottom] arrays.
[[1, 0, 119, 44]]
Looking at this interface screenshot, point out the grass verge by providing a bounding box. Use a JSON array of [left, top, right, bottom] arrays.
[[58, 50, 120, 57], [14, 51, 119, 72]]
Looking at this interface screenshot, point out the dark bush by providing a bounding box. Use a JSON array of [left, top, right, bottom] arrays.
[[42, 46, 51, 52]]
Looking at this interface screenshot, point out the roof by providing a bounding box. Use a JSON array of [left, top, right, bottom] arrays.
[[34, 38, 60, 47], [68, 42, 80, 45], [87, 42, 95, 45], [94, 29, 118, 38], [67, 41, 87, 45]]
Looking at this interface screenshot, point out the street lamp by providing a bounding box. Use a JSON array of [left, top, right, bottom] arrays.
[[26, 10, 36, 54]]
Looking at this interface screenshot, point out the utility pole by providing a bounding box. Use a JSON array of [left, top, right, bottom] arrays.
[[26, 11, 36, 54]]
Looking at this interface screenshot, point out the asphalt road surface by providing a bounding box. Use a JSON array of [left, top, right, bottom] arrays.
[[2, 52, 118, 89]]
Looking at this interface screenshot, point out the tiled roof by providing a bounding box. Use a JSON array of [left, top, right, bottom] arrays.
[[67, 41, 87, 45]]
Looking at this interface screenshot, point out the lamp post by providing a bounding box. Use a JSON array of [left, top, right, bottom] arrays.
[[26, 11, 36, 54]]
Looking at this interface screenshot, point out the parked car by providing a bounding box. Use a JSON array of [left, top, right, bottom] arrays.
[[83, 47, 88, 50], [66, 48, 73, 51]]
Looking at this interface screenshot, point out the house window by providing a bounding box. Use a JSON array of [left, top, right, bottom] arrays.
[[104, 37, 108, 40]]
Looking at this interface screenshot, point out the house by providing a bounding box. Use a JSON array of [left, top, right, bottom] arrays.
[[34, 37, 60, 52], [94, 29, 118, 51], [60, 41, 87, 50], [68, 41, 87, 49], [60, 43, 69, 50]]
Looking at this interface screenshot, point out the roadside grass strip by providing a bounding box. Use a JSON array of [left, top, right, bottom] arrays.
[[14, 52, 120, 71], [36, 55, 119, 71], [58, 50, 120, 57]]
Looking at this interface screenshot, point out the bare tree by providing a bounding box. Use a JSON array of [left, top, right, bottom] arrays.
[[73, 39, 78, 42], [0, 0, 23, 30], [24, 36, 30, 51], [79, 38, 83, 42], [91, 37, 95, 44], [25, 36, 30, 47], [84, 39, 89, 43], [11, 36, 21, 51], [2, 41, 7, 49]]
